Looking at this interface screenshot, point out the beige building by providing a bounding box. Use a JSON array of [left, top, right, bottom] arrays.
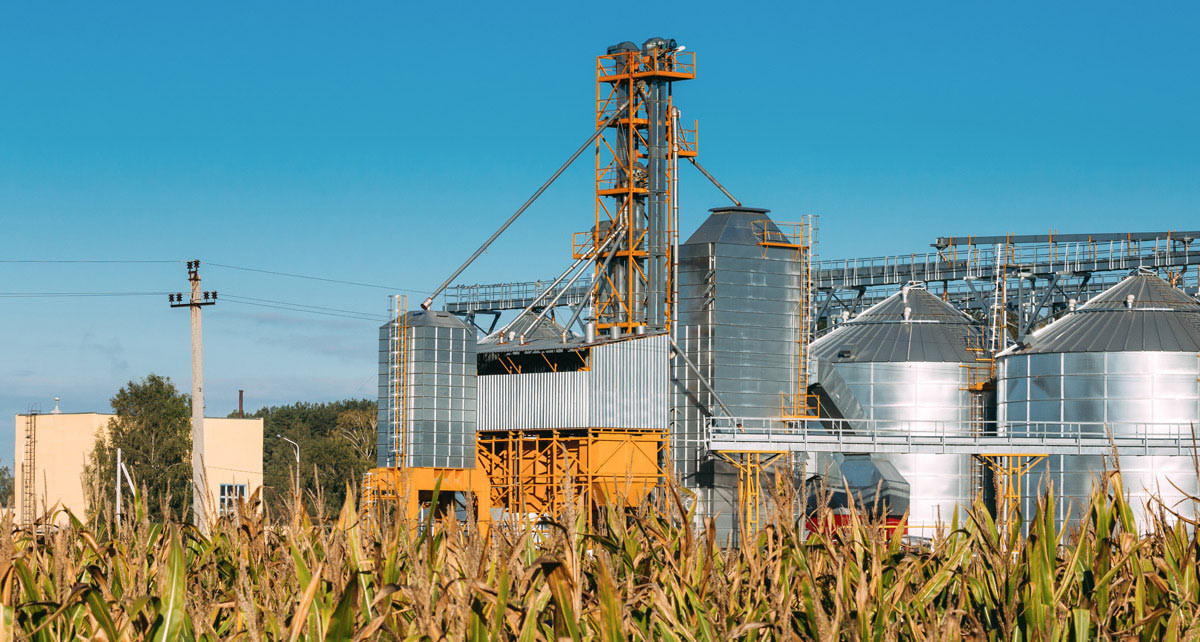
[[13, 412, 263, 524]]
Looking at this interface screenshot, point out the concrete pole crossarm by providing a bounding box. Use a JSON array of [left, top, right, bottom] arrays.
[[421, 100, 631, 311]]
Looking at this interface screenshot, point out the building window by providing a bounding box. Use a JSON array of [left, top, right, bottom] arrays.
[[219, 483, 247, 516]]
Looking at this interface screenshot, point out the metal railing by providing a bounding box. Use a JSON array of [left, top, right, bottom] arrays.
[[815, 234, 1200, 290], [444, 279, 592, 313], [706, 416, 1200, 457], [596, 49, 696, 81]]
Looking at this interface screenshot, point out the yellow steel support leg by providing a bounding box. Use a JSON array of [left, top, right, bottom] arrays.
[[717, 452, 783, 540], [976, 454, 1046, 530]]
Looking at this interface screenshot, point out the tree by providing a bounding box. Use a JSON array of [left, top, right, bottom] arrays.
[[251, 399, 376, 517], [86, 374, 192, 521], [0, 460, 13, 508]]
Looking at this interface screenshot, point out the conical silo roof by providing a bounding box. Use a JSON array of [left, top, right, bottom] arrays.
[[1002, 270, 1200, 355], [683, 206, 785, 246], [810, 284, 981, 363], [401, 309, 471, 329]]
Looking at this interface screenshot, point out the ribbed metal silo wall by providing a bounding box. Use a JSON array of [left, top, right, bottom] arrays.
[[676, 240, 802, 537], [832, 361, 974, 532], [405, 321, 477, 469], [998, 351, 1200, 531], [377, 322, 394, 467]]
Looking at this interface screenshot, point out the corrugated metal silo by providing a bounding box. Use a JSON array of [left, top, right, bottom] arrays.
[[809, 284, 982, 532], [376, 310, 477, 469], [675, 206, 806, 537], [997, 270, 1200, 531]]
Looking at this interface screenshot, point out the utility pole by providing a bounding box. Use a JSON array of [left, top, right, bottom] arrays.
[[170, 260, 217, 531]]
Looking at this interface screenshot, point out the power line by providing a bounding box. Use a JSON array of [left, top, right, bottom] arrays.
[[0, 288, 388, 321], [0, 291, 171, 298], [206, 262, 429, 294], [0, 260, 180, 264], [3, 259, 428, 294], [223, 299, 385, 322], [221, 295, 387, 319]]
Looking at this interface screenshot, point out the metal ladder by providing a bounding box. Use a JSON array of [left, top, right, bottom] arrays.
[[22, 411, 38, 524]]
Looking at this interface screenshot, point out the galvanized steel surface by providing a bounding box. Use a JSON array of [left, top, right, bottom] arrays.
[[1003, 273, 1200, 355], [376, 310, 477, 469], [828, 361, 974, 530], [674, 207, 806, 539], [805, 285, 980, 531], [477, 334, 668, 431], [998, 349, 1200, 530], [997, 273, 1200, 531], [810, 286, 981, 363]]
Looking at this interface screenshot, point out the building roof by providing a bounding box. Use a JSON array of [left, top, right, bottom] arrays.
[[1001, 270, 1200, 355], [810, 285, 982, 363], [683, 206, 784, 246]]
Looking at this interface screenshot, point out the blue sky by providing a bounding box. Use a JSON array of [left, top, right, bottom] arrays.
[[2, 2, 1198, 462]]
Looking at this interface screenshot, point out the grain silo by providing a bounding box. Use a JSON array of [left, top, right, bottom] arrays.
[[376, 309, 478, 469], [996, 269, 1200, 531], [809, 283, 983, 533], [675, 206, 807, 538]]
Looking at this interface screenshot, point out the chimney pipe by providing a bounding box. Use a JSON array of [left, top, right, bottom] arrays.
[[238, 389, 244, 418]]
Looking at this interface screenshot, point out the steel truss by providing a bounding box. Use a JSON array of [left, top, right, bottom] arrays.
[[448, 230, 1200, 345], [476, 427, 667, 528], [705, 417, 1200, 457]]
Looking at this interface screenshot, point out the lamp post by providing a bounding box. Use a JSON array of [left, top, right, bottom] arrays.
[[277, 434, 300, 499]]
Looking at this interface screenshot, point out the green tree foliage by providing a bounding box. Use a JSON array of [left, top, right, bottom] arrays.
[[0, 459, 13, 508], [250, 399, 376, 517], [86, 374, 192, 521]]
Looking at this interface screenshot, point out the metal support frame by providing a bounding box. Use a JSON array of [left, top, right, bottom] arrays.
[[590, 41, 695, 334], [476, 427, 668, 529], [975, 454, 1047, 529], [1021, 273, 1061, 338], [715, 451, 784, 539], [449, 231, 1200, 337]]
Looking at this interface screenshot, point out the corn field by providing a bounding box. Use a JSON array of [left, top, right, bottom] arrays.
[[1, 471, 1199, 640]]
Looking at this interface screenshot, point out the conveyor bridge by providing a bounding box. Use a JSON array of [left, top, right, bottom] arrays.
[[705, 416, 1200, 458]]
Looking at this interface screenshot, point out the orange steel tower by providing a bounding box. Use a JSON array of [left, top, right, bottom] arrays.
[[586, 39, 696, 335]]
